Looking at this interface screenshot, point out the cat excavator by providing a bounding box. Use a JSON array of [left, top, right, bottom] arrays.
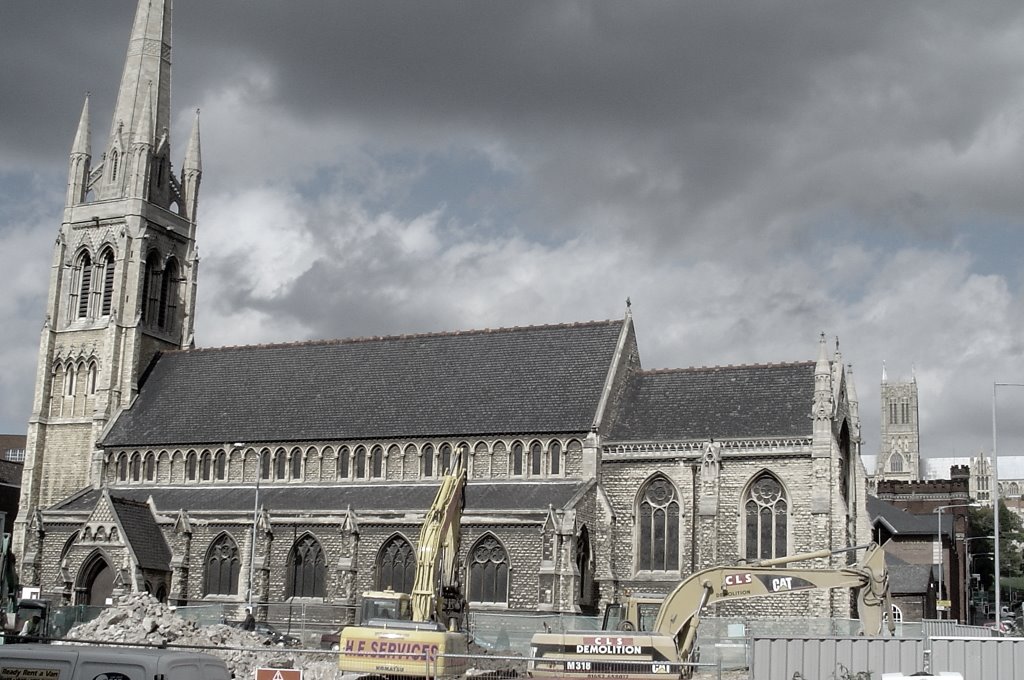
[[338, 447, 469, 678], [528, 542, 894, 679]]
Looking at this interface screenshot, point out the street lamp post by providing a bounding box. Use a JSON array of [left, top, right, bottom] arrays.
[[933, 502, 979, 621], [964, 535, 994, 625], [993, 382, 1024, 631]]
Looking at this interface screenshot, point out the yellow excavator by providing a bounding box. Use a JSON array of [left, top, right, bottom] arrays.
[[528, 542, 894, 679], [338, 447, 469, 678]]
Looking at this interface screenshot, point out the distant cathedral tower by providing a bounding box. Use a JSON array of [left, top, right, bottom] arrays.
[[876, 363, 920, 482], [16, 0, 201, 553]]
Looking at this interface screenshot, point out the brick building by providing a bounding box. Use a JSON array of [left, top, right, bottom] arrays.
[[16, 0, 871, 624]]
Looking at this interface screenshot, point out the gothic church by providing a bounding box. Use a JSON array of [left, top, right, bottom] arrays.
[[17, 0, 870, 626]]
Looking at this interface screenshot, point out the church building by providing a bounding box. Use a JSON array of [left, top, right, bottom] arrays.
[[16, 0, 870, 626]]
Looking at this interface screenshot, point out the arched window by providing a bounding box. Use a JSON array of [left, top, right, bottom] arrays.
[[637, 476, 680, 571], [158, 257, 179, 330], [260, 448, 272, 480], [286, 534, 326, 598], [421, 444, 434, 478], [130, 453, 141, 482], [371, 446, 383, 478], [76, 251, 93, 319], [744, 473, 788, 561], [117, 454, 128, 482], [530, 441, 542, 476], [890, 454, 904, 473], [291, 447, 302, 480], [200, 451, 211, 481], [215, 450, 226, 480], [440, 444, 452, 474], [144, 453, 155, 481], [377, 535, 416, 594], [468, 535, 509, 604], [98, 248, 116, 316], [275, 448, 287, 480], [141, 251, 161, 325], [511, 442, 524, 477], [338, 446, 350, 480], [204, 534, 240, 596], [87, 363, 98, 395], [186, 452, 197, 481], [64, 364, 76, 397], [550, 441, 561, 475], [355, 446, 367, 479]]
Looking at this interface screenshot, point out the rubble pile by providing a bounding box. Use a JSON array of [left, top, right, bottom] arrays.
[[61, 593, 337, 678]]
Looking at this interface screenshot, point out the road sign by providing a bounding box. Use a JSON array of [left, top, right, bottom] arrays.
[[255, 669, 302, 680]]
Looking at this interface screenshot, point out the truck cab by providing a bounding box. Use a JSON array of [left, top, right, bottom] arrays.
[[602, 593, 664, 632]]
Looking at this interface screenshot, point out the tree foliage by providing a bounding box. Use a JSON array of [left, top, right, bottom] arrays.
[[969, 502, 1024, 581]]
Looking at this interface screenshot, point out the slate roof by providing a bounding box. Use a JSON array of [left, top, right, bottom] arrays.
[[867, 494, 949, 536], [885, 554, 932, 594], [56, 480, 589, 515], [608, 362, 816, 442], [103, 321, 624, 447], [109, 495, 172, 571], [0, 459, 22, 486]]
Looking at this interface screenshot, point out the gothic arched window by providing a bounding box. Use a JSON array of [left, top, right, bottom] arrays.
[[468, 535, 509, 604], [530, 441, 542, 476], [144, 453, 155, 481], [371, 446, 383, 478], [355, 446, 367, 479], [440, 444, 452, 474], [890, 454, 904, 473], [377, 535, 416, 594], [260, 448, 271, 480], [511, 442, 524, 477], [158, 257, 179, 330], [98, 248, 116, 316], [203, 534, 240, 596], [338, 446, 350, 480], [290, 447, 302, 480], [286, 534, 326, 598], [637, 476, 680, 571], [744, 473, 788, 561], [215, 450, 226, 480], [200, 451, 211, 481], [141, 251, 161, 325], [130, 453, 141, 482], [117, 454, 128, 482], [75, 251, 93, 319], [186, 452, 197, 481], [274, 448, 287, 480], [550, 440, 561, 475], [421, 444, 434, 478]]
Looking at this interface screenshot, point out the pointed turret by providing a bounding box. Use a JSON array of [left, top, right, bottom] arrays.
[[846, 363, 860, 435], [812, 332, 832, 421], [181, 109, 202, 221], [881, 360, 888, 383], [66, 95, 92, 206]]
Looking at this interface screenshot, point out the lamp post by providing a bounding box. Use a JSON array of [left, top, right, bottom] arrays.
[[964, 535, 994, 625], [993, 382, 1024, 631], [933, 502, 979, 621]]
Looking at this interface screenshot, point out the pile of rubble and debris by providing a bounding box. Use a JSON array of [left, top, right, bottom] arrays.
[[60, 593, 337, 679]]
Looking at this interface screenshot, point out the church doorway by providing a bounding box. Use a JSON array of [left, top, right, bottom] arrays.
[[76, 553, 114, 606]]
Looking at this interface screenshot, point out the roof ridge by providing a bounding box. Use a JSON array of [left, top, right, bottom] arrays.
[[640, 360, 815, 375], [167, 319, 622, 354]]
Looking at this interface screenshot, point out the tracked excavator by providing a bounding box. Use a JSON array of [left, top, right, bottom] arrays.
[[528, 542, 894, 679], [338, 447, 469, 678]]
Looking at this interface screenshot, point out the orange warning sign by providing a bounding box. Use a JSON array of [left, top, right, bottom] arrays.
[[255, 669, 302, 680]]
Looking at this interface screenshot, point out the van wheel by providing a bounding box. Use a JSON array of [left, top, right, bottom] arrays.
[[331, 643, 340, 651]]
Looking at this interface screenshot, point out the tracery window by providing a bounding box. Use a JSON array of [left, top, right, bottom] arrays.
[[203, 534, 240, 596], [377, 535, 416, 594], [286, 534, 326, 598], [468, 535, 509, 604], [890, 454, 904, 473], [637, 476, 679, 571], [744, 473, 788, 561]]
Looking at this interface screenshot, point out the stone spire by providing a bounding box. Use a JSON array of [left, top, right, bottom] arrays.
[[109, 0, 172, 146], [66, 95, 91, 206], [813, 332, 832, 421], [128, 81, 155, 199], [181, 109, 202, 221]]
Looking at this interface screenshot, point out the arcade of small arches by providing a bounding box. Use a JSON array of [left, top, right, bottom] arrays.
[[49, 356, 99, 418], [105, 438, 585, 485]]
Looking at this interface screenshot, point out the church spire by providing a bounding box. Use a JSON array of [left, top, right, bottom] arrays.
[[66, 95, 91, 206], [109, 0, 172, 146], [181, 109, 202, 221]]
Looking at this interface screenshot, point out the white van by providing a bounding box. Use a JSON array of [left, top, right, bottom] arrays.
[[0, 643, 230, 680]]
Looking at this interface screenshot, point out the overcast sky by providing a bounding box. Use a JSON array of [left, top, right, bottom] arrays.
[[3, 1, 1024, 466]]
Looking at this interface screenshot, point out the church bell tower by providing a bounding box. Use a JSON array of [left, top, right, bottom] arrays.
[[16, 0, 201, 552], [876, 363, 921, 482]]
